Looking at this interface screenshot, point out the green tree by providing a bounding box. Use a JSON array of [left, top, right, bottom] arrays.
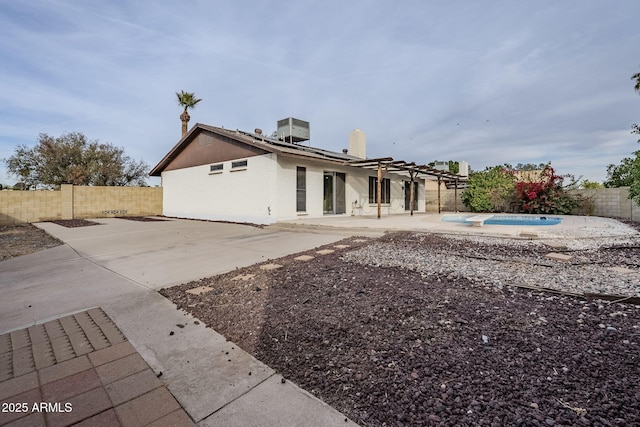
[[605, 125, 640, 199], [4, 132, 148, 189], [504, 162, 548, 171], [428, 160, 459, 174], [461, 166, 516, 212], [580, 179, 604, 189], [176, 90, 202, 137], [604, 156, 637, 188], [604, 71, 640, 204]]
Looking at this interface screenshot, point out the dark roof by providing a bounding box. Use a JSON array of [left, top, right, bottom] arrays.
[[150, 123, 467, 182], [150, 123, 359, 176]]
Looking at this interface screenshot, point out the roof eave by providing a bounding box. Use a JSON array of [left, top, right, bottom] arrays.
[[149, 124, 279, 176], [149, 124, 204, 176]]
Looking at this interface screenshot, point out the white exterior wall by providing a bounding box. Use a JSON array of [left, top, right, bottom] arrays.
[[273, 158, 325, 220], [161, 153, 278, 224], [275, 157, 425, 220], [162, 153, 426, 224]]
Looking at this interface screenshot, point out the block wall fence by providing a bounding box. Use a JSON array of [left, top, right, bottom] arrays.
[[571, 187, 640, 220], [425, 189, 468, 213], [0, 185, 162, 226], [426, 186, 640, 220]]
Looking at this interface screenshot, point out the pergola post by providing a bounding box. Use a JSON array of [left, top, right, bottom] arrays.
[[343, 158, 467, 218], [409, 168, 416, 216], [437, 177, 442, 214], [409, 179, 415, 216], [377, 162, 382, 219], [454, 178, 458, 212]]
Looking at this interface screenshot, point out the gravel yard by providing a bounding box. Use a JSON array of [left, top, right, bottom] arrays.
[[0, 224, 62, 260], [163, 223, 640, 427]]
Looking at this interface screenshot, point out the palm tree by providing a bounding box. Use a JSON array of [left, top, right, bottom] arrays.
[[633, 71, 640, 94], [176, 90, 202, 137]]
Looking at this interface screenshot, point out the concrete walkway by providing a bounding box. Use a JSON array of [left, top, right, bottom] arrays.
[[0, 218, 354, 426]]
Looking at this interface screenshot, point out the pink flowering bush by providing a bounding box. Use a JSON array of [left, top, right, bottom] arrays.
[[513, 166, 579, 214]]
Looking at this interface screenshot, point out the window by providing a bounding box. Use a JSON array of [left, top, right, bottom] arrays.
[[209, 163, 223, 174], [296, 167, 306, 212], [231, 159, 248, 170], [368, 176, 391, 204]]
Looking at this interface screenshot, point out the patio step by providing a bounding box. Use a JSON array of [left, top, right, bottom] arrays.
[[268, 222, 385, 237]]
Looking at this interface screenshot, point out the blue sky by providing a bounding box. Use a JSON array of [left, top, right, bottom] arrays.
[[1, 0, 639, 186]]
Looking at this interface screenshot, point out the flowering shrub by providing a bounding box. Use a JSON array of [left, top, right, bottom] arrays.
[[513, 166, 580, 214]]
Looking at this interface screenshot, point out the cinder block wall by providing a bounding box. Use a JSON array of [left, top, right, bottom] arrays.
[[73, 186, 163, 219], [0, 186, 162, 226], [427, 186, 640, 220], [0, 191, 62, 225], [570, 187, 640, 220], [425, 190, 468, 213]]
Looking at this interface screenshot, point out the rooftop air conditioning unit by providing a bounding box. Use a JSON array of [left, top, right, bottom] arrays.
[[433, 161, 450, 171], [277, 117, 310, 143]]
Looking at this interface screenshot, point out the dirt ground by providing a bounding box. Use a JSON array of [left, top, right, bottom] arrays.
[[162, 232, 640, 427], [0, 224, 62, 260]]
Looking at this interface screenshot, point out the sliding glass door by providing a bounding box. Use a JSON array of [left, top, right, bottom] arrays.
[[323, 171, 346, 214]]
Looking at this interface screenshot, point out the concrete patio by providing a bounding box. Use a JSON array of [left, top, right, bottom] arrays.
[[271, 212, 635, 240]]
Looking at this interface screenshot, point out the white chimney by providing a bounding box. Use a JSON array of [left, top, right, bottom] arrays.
[[348, 129, 366, 159], [459, 161, 469, 177]]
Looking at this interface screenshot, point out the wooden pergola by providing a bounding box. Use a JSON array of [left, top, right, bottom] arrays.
[[346, 158, 467, 218]]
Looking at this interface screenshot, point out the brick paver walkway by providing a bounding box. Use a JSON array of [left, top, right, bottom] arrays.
[[0, 308, 194, 426]]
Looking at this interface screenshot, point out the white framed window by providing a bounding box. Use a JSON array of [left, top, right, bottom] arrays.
[[209, 163, 223, 174], [231, 159, 248, 171], [296, 166, 306, 212], [369, 176, 391, 204]]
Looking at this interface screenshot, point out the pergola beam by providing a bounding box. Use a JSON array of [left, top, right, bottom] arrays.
[[344, 156, 467, 217], [346, 157, 466, 181]]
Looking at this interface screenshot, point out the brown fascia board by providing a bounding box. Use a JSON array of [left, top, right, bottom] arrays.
[[149, 124, 201, 176]]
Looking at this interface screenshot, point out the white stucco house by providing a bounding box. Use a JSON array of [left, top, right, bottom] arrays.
[[150, 120, 463, 224]]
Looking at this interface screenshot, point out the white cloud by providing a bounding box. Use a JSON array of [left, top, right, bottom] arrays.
[[1, 0, 639, 187]]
